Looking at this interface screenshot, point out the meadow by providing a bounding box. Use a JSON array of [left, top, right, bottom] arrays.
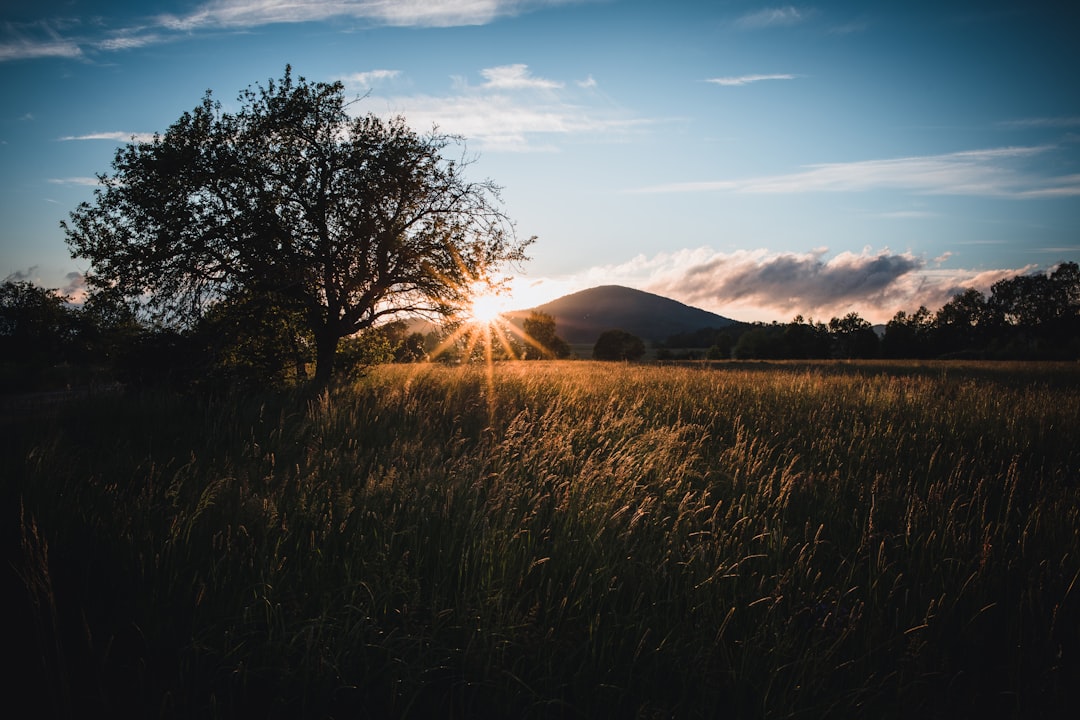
[[5, 360, 1079, 718]]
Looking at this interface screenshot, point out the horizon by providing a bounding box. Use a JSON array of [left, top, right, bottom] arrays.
[[2, 1, 1079, 324]]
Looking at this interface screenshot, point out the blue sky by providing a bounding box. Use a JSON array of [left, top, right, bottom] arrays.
[[2, 0, 1079, 323]]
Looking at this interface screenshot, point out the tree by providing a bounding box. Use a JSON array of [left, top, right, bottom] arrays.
[[882, 306, 934, 358], [522, 310, 570, 359], [592, 329, 645, 361], [0, 280, 79, 372], [934, 288, 990, 356], [63, 67, 532, 386], [828, 313, 878, 359]]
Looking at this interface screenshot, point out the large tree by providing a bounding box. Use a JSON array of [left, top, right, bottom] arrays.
[[63, 67, 532, 385]]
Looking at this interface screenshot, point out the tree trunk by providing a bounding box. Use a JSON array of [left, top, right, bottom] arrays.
[[313, 330, 338, 387]]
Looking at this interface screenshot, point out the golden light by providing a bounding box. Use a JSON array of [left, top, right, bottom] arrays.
[[465, 285, 508, 325]]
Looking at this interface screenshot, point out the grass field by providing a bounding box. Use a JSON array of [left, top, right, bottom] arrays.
[[4, 360, 1079, 718]]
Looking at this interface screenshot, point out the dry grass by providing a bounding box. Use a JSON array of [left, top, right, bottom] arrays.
[[6, 360, 1079, 718]]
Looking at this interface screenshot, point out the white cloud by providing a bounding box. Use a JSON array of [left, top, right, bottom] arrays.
[[97, 34, 163, 51], [371, 65, 647, 152], [635, 146, 1080, 198], [48, 177, 103, 187], [157, 0, 564, 30], [58, 131, 158, 143], [374, 92, 645, 152], [577, 75, 598, 89], [0, 37, 83, 62], [736, 6, 807, 29], [706, 73, 796, 87], [339, 69, 401, 89], [481, 64, 562, 90]]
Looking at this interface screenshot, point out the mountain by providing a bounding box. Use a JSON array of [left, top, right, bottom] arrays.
[[504, 285, 737, 345]]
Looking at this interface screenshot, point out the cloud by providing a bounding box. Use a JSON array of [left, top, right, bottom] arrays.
[[999, 116, 1080, 129], [534, 247, 1042, 324], [706, 73, 796, 87], [339, 69, 401, 89], [635, 146, 1080, 198], [374, 92, 646, 152], [61, 272, 89, 303], [1, 1, 571, 61], [577, 75, 598, 89], [58, 131, 158, 143], [157, 0, 564, 31], [48, 177, 102, 187], [5, 266, 40, 283], [371, 65, 647, 151], [736, 6, 808, 29], [481, 64, 562, 90], [0, 28, 83, 62], [96, 33, 163, 52]]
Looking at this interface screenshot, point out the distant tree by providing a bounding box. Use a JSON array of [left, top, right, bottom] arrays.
[[828, 313, 878, 359], [985, 261, 1080, 358], [706, 342, 730, 360], [396, 332, 428, 362], [933, 288, 990, 356], [522, 310, 570, 359], [882, 306, 935, 358], [732, 323, 786, 359], [63, 67, 532, 386], [784, 315, 831, 358], [592, 329, 645, 361], [0, 281, 79, 385]]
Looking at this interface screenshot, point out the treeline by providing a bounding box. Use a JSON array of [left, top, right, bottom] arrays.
[[659, 262, 1080, 361], [3, 262, 1078, 392], [0, 282, 436, 394], [0, 281, 566, 393]]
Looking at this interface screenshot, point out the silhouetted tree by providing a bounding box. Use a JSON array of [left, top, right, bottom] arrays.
[[63, 66, 532, 386], [732, 323, 788, 359], [784, 315, 831, 358], [882, 306, 935, 358], [593, 329, 645, 361], [985, 261, 1080, 358], [522, 310, 570, 359], [934, 288, 990, 356], [828, 313, 878, 359], [0, 280, 85, 390], [194, 289, 313, 389]]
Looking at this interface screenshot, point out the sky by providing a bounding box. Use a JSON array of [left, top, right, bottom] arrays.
[[2, 0, 1079, 324]]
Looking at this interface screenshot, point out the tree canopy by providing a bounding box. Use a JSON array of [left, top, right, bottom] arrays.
[[522, 311, 571, 359], [593, 329, 645, 361], [63, 67, 532, 385]]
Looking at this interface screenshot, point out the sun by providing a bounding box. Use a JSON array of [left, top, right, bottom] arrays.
[[465, 286, 508, 325]]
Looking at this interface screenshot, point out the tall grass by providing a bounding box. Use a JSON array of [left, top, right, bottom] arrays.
[[5, 360, 1079, 718]]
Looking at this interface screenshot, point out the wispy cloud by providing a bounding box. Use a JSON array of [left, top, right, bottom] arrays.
[[1, 1, 571, 61], [157, 0, 565, 31], [481, 64, 562, 90], [96, 33, 163, 52], [58, 131, 157, 143], [999, 116, 1080, 129], [635, 146, 1080, 198], [339, 69, 401, 90], [0, 22, 83, 62], [706, 73, 796, 87], [371, 64, 645, 152], [48, 177, 103, 187], [374, 92, 645, 152], [736, 6, 808, 30]]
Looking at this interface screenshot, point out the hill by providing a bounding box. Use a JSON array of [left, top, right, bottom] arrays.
[[505, 285, 736, 345]]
